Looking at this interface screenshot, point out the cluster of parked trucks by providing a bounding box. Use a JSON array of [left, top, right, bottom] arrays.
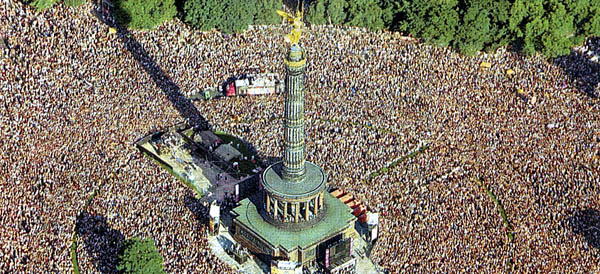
[[189, 73, 283, 101]]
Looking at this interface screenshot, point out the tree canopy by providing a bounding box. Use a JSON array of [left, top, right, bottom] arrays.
[[113, 0, 177, 30], [183, 0, 225, 31], [454, 0, 494, 56], [219, 0, 257, 33], [306, 0, 347, 25], [183, 0, 281, 33], [117, 237, 166, 274], [26, 0, 600, 58], [345, 0, 386, 31], [306, 0, 600, 57], [255, 0, 283, 25], [401, 0, 460, 47]]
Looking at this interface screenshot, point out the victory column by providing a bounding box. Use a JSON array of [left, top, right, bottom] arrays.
[[231, 7, 359, 273]]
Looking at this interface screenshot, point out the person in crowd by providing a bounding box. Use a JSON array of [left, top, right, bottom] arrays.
[[0, 1, 598, 273]]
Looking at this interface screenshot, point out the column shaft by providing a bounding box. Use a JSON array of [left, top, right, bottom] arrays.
[[304, 201, 309, 220], [282, 46, 306, 180], [266, 194, 270, 213], [320, 193, 323, 208], [295, 202, 299, 223]]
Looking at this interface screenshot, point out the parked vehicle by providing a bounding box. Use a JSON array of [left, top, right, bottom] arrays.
[[189, 73, 283, 101]]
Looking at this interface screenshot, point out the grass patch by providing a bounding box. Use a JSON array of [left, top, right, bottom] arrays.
[[235, 159, 258, 175], [71, 157, 134, 274], [318, 118, 397, 136], [71, 233, 80, 274], [71, 178, 105, 274], [71, 186, 100, 274], [315, 116, 428, 182], [64, 0, 85, 7], [269, 115, 398, 136], [214, 131, 253, 157], [214, 130, 261, 175], [268, 115, 283, 122], [367, 144, 430, 180], [471, 177, 514, 243]]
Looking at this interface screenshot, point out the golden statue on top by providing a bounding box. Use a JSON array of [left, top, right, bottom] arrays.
[[277, 1, 304, 45]]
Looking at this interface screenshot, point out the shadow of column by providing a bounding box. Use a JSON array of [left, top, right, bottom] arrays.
[[94, 2, 210, 129], [566, 208, 600, 251], [75, 211, 125, 274], [553, 37, 600, 99], [184, 194, 209, 232]]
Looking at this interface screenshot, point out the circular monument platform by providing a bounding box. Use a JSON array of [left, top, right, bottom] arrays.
[[261, 161, 327, 225]]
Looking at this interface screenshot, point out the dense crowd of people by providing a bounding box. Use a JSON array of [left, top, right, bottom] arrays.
[[1, 0, 599, 273]]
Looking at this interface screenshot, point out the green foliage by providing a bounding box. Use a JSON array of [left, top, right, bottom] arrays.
[[565, 0, 600, 39], [391, 0, 599, 58], [113, 0, 177, 30], [379, 0, 400, 28], [71, 233, 80, 274], [183, 0, 226, 31], [64, 0, 85, 7], [306, 0, 346, 25], [541, 0, 576, 57], [30, 0, 57, 10], [509, 0, 546, 55], [28, 0, 83, 10], [306, 0, 328, 25], [117, 237, 166, 274], [452, 0, 512, 55], [508, 0, 579, 57], [454, 0, 492, 55], [219, 0, 256, 33], [401, 0, 459, 46], [584, 0, 600, 36], [484, 0, 512, 52], [184, 0, 276, 32], [327, 0, 347, 25], [345, 0, 385, 31], [254, 0, 282, 25], [25, 0, 600, 59]]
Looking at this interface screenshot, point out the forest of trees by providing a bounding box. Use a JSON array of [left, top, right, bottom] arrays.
[[30, 0, 600, 57], [305, 0, 600, 58]]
